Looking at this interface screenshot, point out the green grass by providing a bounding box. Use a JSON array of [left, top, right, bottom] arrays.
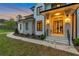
[[0, 34, 77, 56], [0, 29, 14, 33]]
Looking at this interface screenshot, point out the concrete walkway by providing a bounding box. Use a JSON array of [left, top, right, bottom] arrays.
[[7, 32, 79, 55], [0, 32, 11, 34]]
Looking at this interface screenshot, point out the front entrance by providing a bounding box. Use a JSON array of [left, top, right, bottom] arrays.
[[43, 4, 79, 45], [50, 15, 64, 36]]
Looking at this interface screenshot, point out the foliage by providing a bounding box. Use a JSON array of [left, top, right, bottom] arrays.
[[74, 38, 79, 46], [0, 29, 14, 33], [40, 34, 46, 40], [3, 21, 16, 29], [14, 28, 19, 34]]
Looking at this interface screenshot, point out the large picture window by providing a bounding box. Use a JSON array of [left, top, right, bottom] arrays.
[[53, 19, 63, 34], [37, 21, 42, 31]]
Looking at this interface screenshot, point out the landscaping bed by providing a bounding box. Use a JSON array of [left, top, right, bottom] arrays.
[[14, 32, 46, 40]]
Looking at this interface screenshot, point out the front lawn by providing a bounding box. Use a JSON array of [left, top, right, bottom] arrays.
[[0, 34, 77, 56], [0, 29, 14, 33]]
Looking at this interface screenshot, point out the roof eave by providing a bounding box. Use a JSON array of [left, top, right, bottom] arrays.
[[40, 3, 79, 14]]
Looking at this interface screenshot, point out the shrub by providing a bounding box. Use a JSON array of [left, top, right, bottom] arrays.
[[40, 34, 46, 40], [31, 33, 35, 36], [26, 33, 30, 37], [31, 33, 35, 38], [74, 38, 79, 46], [3, 21, 16, 29], [15, 28, 19, 34]]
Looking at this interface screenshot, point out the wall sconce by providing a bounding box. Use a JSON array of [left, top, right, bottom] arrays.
[[65, 17, 71, 23], [46, 19, 49, 25]]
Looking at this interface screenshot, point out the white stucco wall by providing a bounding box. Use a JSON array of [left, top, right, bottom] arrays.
[[23, 20, 33, 35], [34, 3, 45, 35], [18, 19, 34, 35]]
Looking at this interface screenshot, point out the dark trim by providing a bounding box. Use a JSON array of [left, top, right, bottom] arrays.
[[72, 14, 74, 40], [18, 17, 34, 22], [76, 10, 77, 38], [40, 3, 78, 13]]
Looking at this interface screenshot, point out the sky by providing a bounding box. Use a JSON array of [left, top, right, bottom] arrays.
[[0, 3, 36, 20]]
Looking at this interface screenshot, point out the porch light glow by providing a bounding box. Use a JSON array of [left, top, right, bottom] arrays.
[[46, 19, 49, 24], [55, 13, 61, 16], [65, 17, 71, 23]]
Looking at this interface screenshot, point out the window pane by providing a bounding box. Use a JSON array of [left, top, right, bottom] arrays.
[[37, 21, 42, 31], [26, 23, 28, 30], [37, 6, 42, 15], [20, 24, 21, 30]]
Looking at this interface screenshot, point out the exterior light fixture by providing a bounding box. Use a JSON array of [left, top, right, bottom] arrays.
[[65, 14, 71, 23], [55, 13, 61, 16], [65, 17, 71, 23], [46, 19, 49, 25]]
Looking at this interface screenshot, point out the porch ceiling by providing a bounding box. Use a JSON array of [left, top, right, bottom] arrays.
[[41, 4, 79, 15]]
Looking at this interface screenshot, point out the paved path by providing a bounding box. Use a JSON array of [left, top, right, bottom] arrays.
[[7, 32, 79, 55], [0, 32, 12, 34]]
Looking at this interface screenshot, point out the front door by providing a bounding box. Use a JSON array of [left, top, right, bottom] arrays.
[[51, 16, 64, 36]]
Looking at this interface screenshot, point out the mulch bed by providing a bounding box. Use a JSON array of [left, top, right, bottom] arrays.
[[13, 33, 41, 40]]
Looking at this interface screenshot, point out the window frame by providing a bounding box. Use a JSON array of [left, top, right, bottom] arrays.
[[37, 6, 43, 15], [26, 22, 28, 30], [20, 24, 21, 30], [37, 20, 42, 31]]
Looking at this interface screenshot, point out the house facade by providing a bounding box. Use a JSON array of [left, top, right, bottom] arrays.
[[34, 3, 45, 35], [17, 15, 34, 35], [17, 3, 79, 45]]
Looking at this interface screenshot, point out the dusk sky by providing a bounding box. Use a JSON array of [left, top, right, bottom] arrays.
[[0, 3, 36, 20]]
